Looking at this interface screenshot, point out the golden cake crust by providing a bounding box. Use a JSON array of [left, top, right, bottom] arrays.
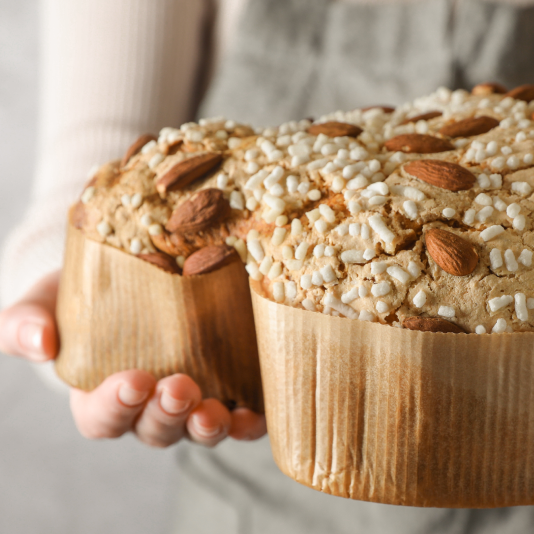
[[76, 87, 534, 334]]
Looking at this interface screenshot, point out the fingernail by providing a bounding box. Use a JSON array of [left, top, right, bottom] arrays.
[[118, 385, 149, 407], [160, 388, 191, 415], [18, 322, 47, 362], [191, 415, 225, 439]]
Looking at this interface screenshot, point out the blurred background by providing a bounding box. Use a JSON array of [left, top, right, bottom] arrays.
[[0, 2, 180, 532]]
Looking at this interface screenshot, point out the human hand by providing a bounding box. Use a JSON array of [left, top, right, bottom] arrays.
[[0, 271, 266, 447]]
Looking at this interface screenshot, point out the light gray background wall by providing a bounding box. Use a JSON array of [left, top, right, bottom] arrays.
[[0, 2, 180, 532]]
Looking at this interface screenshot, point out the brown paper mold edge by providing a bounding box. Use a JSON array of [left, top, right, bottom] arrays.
[[55, 223, 264, 414], [250, 281, 534, 508]]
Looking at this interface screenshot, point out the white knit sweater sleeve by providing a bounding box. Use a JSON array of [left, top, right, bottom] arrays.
[[0, 0, 216, 306]]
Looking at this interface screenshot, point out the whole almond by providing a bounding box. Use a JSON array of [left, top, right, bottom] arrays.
[[425, 228, 479, 276], [182, 245, 239, 276], [404, 159, 475, 191], [138, 252, 181, 274], [507, 84, 534, 102], [165, 139, 184, 156], [121, 134, 158, 167], [403, 316, 465, 334], [156, 153, 222, 198], [361, 105, 395, 113], [150, 231, 183, 256], [400, 111, 442, 125], [471, 82, 507, 96], [384, 134, 454, 154], [308, 121, 363, 138], [166, 188, 231, 234], [439, 116, 499, 138]]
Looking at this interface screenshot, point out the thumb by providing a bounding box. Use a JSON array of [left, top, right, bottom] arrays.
[[0, 270, 60, 362]]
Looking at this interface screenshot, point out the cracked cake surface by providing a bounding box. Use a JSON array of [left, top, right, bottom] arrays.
[[74, 85, 534, 334]]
